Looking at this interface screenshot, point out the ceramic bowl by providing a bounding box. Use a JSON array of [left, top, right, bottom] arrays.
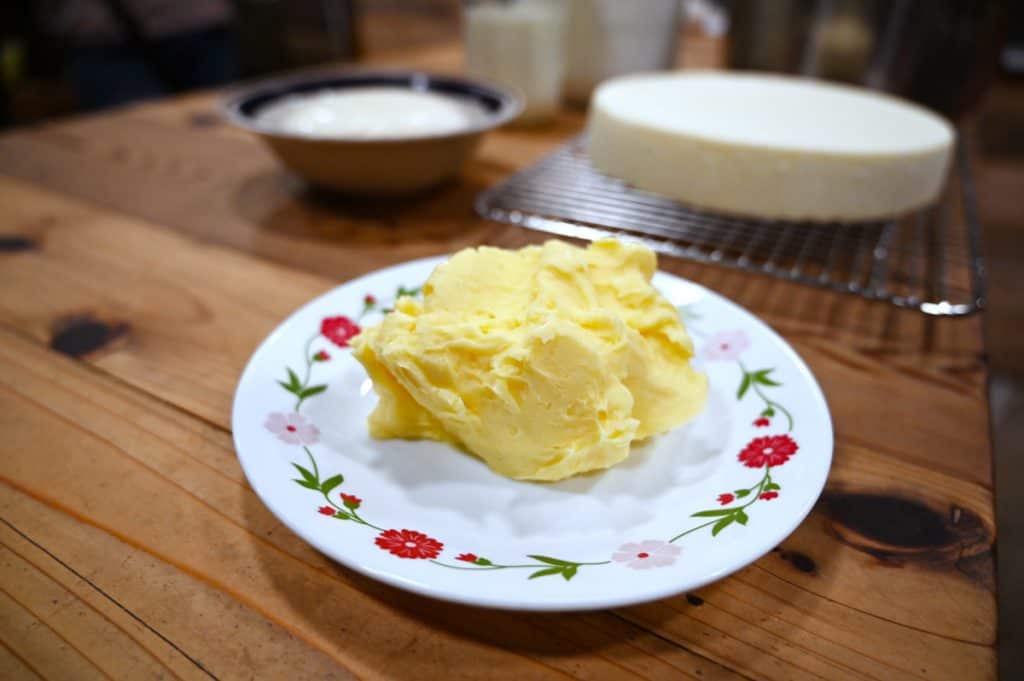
[[223, 70, 521, 196]]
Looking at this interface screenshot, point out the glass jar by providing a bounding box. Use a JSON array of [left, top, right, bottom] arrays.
[[463, 0, 568, 125], [564, 0, 682, 104]]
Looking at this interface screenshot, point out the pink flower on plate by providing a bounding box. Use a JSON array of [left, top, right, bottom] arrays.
[[264, 412, 319, 445], [703, 330, 751, 361], [612, 540, 681, 570]]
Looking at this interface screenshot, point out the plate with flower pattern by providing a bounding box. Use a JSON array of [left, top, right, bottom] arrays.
[[232, 255, 833, 610]]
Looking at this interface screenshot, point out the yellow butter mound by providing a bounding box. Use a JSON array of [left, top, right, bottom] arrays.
[[351, 240, 707, 481]]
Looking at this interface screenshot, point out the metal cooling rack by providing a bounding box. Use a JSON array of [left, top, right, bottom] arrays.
[[476, 136, 985, 316]]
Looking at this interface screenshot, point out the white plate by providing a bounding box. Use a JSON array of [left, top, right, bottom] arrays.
[[233, 256, 833, 611]]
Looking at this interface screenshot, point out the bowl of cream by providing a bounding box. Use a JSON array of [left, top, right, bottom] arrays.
[[223, 70, 521, 196]]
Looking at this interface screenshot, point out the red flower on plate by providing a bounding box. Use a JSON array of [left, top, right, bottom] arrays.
[[364, 294, 377, 305], [738, 435, 798, 468], [318, 506, 335, 516], [321, 316, 361, 348], [717, 493, 735, 505], [313, 350, 330, 362], [456, 553, 478, 563], [375, 529, 444, 560], [760, 491, 779, 501], [339, 493, 361, 509], [753, 417, 770, 427]]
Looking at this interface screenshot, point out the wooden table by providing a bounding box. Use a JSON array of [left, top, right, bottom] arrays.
[[0, 45, 996, 680]]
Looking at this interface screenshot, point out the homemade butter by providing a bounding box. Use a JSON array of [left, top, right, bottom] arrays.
[[351, 240, 707, 481]]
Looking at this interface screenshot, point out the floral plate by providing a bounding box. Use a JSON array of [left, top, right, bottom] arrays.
[[232, 256, 833, 611]]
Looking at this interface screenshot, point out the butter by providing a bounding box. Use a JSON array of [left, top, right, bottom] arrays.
[[351, 240, 707, 481]]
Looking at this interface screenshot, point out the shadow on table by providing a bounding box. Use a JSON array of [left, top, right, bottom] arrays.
[[232, 168, 496, 247], [239, 489, 684, 669]]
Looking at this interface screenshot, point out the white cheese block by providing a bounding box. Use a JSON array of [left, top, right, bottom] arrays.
[[587, 72, 956, 221]]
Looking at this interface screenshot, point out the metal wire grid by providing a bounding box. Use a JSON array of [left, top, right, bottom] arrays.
[[475, 136, 985, 316]]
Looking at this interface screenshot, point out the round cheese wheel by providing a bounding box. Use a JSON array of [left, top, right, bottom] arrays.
[[587, 72, 956, 221]]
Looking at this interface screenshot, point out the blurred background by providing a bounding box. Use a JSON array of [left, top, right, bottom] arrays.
[[0, 0, 1019, 125], [1, 0, 461, 124]]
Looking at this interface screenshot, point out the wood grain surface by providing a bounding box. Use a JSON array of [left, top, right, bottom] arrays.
[[0, 41, 998, 680]]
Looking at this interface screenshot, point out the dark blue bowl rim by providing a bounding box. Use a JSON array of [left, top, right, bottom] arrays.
[[222, 69, 523, 142]]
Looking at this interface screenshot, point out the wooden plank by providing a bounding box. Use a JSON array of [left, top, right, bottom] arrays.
[[0, 107, 515, 280], [0, 326, 743, 681], [0, 589, 111, 681], [0, 262, 995, 677], [0, 641, 44, 680], [0, 176, 989, 485], [0, 534, 203, 681], [0, 175, 332, 424], [1, 488, 360, 681]]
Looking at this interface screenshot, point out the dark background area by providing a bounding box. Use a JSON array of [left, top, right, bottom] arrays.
[[0, 0, 462, 127]]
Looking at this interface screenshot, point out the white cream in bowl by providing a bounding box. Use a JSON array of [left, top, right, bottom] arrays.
[[255, 86, 488, 140]]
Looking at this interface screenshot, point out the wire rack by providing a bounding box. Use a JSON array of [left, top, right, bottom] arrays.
[[476, 136, 985, 316]]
